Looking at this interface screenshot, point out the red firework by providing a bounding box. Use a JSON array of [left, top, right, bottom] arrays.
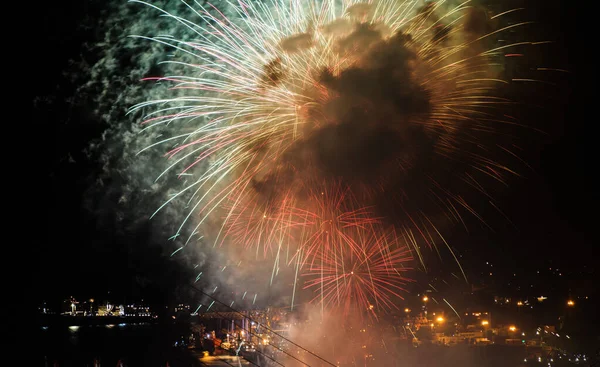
[[302, 225, 413, 315], [218, 188, 301, 257], [287, 183, 382, 268]]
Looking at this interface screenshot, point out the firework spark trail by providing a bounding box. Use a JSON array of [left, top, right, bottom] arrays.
[[218, 188, 298, 257], [129, 0, 544, 316]]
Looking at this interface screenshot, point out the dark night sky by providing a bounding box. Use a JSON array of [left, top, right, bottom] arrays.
[[34, 0, 593, 309]]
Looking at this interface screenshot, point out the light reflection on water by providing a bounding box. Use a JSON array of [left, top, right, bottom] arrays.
[[39, 321, 189, 367], [42, 322, 152, 332]]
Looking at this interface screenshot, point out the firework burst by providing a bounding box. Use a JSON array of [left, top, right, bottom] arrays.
[[302, 225, 413, 315], [131, 0, 538, 314]]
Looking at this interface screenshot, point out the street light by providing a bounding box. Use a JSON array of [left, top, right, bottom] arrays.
[[436, 316, 445, 323], [567, 300, 575, 307], [422, 295, 429, 317], [404, 308, 411, 313], [509, 325, 517, 332], [481, 320, 489, 326]]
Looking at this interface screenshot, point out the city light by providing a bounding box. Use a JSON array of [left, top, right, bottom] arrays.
[[436, 316, 445, 323], [481, 320, 489, 326], [567, 300, 575, 306], [423, 296, 429, 302], [509, 325, 517, 332], [404, 308, 411, 313], [517, 301, 523, 306]]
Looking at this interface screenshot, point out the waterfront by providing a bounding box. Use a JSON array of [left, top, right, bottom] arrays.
[[36, 297, 597, 367], [38, 322, 198, 367], [37, 321, 589, 367]]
